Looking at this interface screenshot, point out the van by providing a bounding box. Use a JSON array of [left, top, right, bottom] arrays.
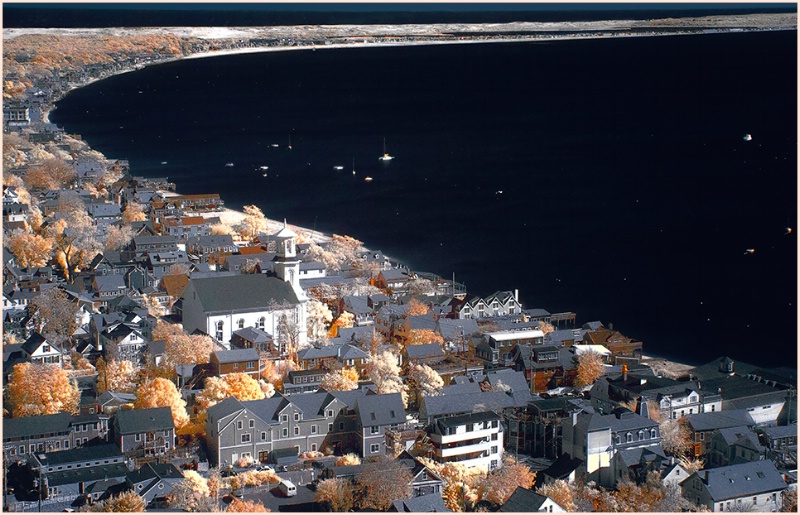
[[278, 479, 296, 497]]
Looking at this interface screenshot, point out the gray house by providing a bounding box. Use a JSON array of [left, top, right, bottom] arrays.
[[113, 407, 175, 459], [680, 459, 787, 511], [125, 462, 185, 506], [356, 392, 407, 458], [4, 412, 110, 463]]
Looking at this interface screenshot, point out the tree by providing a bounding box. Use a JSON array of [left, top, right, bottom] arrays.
[[24, 158, 76, 190], [241, 204, 267, 240], [406, 298, 429, 316], [169, 470, 212, 512], [366, 350, 408, 407], [536, 479, 575, 512], [133, 377, 190, 428], [315, 478, 356, 511], [660, 417, 693, 456], [334, 453, 361, 466], [226, 498, 269, 512], [6, 362, 81, 417], [103, 224, 134, 251], [96, 358, 138, 394], [87, 490, 146, 512], [164, 332, 214, 368], [27, 287, 79, 346], [408, 363, 444, 399], [5, 232, 53, 268], [328, 311, 354, 337], [320, 369, 359, 392], [678, 455, 705, 475], [306, 299, 332, 344], [574, 350, 605, 387], [476, 456, 537, 506], [196, 373, 266, 411], [357, 458, 413, 511], [406, 328, 444, 346], [46, 197, 102, 283], [305, 234, 362, 271], [418, 458, 480, 512]]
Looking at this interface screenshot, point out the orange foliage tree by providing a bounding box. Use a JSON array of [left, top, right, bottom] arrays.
[[574, 350, 605, 387], [196, 373, 266, 411], [476, 456, 537, 506], [226, 498, 269, 512], [87, 490, 147, 512], [133, 377, 189, 428], [406, 328, 444, 346], [5, 232, 53, 268], [315, 478, 356, 511], [6, 362, 80, 417]]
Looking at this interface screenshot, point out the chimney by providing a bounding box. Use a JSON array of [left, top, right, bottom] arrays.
[[514, 289, 519, 302], [622, 363, 628, 381]]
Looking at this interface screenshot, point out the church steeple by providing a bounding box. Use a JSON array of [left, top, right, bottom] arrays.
[[273, 221, 300, 291]]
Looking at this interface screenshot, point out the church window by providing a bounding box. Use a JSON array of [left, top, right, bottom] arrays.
[[258, 317, 265, 330], [216, 321, 224, 341]]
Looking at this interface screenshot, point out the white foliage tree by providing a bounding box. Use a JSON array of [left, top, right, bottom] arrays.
[[307, 299, 333, 344]]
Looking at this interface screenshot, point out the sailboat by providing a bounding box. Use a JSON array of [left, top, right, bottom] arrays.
[[352, 158, 356, 176], [379, 138, 394, 161], [288, 135, 293, 150]]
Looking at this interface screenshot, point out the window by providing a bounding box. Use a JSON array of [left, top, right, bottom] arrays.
[[311, 425, 317, 434], [326, 410, 334, 418], [491, 420, 498, 428], [651, 428, 657, 439], [294, 413, 300, 421], [466, 423, 474, 432], [346, 359, 354, 366], [491, 446, 498, 454], [237, 421, 243, 430], [311, 444, 317, 452], [490, 460, 498, 470], [282, 428, 288, 438], [371, 426, 380, 435], [626, 433, 633, 443], [241, 434, 251, 443], [42, 344, 51, 353], [261, 431, 267, 441], [491, 433, 498, 441], [329, 423, 334, 432], [258, 317, 265, 330], [294, 427, 299, 436], [281, 414, 288, 422], [700, 433, 704, 441], [249, 419, 255, 428], [233, 362, 239, 369], [339, 422, 345, 431], [135, 433, 142, 442], [216, 321, 224, 341], [370, 443, 380, 453], [638, 430, 644, 440], [246, 361, 256, 369]]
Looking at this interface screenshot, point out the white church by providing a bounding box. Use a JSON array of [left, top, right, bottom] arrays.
[[179, 222, 308, 348]]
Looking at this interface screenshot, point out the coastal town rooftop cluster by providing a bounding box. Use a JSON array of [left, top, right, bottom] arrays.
[[2, 20, 797, 513]]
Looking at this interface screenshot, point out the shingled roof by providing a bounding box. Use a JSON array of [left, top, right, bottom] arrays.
[[183, 274, 299, 313]]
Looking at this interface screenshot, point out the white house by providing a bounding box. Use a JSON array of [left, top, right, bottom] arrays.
[[429, 410, 504, 473]]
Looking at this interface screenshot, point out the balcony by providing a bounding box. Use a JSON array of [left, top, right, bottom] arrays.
[[438, 440, 492, 458], [431, 427, 497, 445]]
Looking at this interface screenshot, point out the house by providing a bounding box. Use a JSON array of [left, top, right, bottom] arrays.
[[163, 216, 210, 239], [113, 407, 176, 459], [3, 412, 110, 463], [100, 324, 148, 363], [169, 193, 223, 211], [299, 261, 326, 280], [561, 407, 662, 487], [395, 450, 445, 498], [230, 326, 274, 353], [180, 270, 307, 347], [429, 410, 504, 472], [97, 391, 136, 414], [283, 369, 327, 395], [376, 268, 412, 293], [21, 332, 64, 366], [92, 274, 129, 302], [510, 344, 578, 393], [210, 348, 261, 379], [188, 234, 237, 262], [583, 326, 643, 363], [680, 459, 787, 511], [225, 252, 275, 274], [403, 343, 445, 368], [689, 357, 791, 426], [390, 492, 451, 512], [205, 392, 350, 467], [436, 317, 479, 352], [339, 295, 375, 327], [133, 235, 179, 256], [499, 487, 566, 512], [28, 443, 127, 506], [706, 426, 765, 468], [296, 343, 369, 376], [355, 392, 406, 458], [528, 397, 585, 458], [477, 329, 544, 366], [684, 409, 757, 459], [590, 371, 722, 420], [125, 462, 185, 507]]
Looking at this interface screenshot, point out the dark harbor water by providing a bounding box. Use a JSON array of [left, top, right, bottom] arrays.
[[51, 31, 797, 368]]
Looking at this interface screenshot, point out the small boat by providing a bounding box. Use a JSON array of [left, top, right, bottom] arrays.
[[379, 137, 394, 161], [160, 161, 168, 165], [333, 165, 344, 170], [364, 176, 373, 182], [259, 166, 269, 170], [744, 248, 755, 255], [225, 163, 234, 167], [351, 158, 356, 175], [288, 135, 292, 150], [743, 134, 753, 141], [262, 173, 268, 177], [271, 144, 279, 148]]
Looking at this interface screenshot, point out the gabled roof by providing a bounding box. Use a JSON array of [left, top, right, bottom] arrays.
[[44, 463, 129, 488], [114, 406, 174, 433], [684, 409, 756, 432], [297, 343, 368, 361], [33, 443, 123, 468], [182, 274, 299, 313], [21, 332, 59, 355], [232, 326, 272, 343], [3, 412, 73, 440], [213, 348, 259, 364], [356, 392, 406, 427], [716, 426, 763, 450], [422, 389, 516, 419], [391, 492, 451, 512], [498, 487, 553, 512], [405, 343, 445, 360], [693, 460, 787, 501]]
